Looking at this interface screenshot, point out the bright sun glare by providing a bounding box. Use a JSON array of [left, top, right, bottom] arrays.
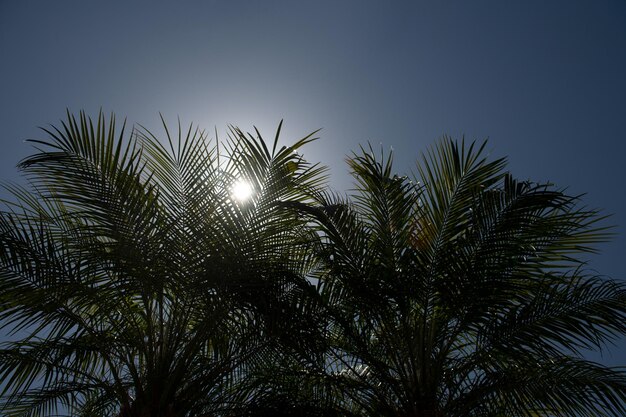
[[231, 180, 253, 202]]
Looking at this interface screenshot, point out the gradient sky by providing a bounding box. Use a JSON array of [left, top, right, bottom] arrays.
[[1, 1, 625, 365]]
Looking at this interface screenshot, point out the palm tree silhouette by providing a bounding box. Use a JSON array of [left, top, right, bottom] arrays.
[[2, 113, 626, 417], [297, 140, 626, 417], [0, 111, 326, 417]]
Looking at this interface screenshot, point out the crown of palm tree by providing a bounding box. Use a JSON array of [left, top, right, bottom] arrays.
[[0, 111, 326, 417], [297, 140, 626, 417]]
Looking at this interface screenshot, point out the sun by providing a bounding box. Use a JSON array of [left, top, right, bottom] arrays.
[[231, 179, 253, 202]]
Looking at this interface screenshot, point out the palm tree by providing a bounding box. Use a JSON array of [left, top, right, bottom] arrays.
[[299, 140, 626, 417], [0, 111, 326, 417], [3, 112, 626, 417]]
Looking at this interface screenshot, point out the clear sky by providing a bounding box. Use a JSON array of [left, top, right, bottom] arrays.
[[1, 1, 625, 364]]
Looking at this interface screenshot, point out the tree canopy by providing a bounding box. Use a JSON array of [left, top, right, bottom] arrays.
[[1, 111, 625, 417]]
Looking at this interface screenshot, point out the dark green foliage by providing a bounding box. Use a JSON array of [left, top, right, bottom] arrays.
[[301, 140, 626, 417], [1, 112, 625, 417], [0, 111, 326, 417]]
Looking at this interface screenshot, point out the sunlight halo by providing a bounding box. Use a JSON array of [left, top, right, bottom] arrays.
[[231, 179, 253, 202]]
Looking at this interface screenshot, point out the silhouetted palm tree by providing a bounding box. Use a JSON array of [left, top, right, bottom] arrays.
[[300, 140, 626, 417], [0, 111, 326, 417], [2, 113, 626, 417]]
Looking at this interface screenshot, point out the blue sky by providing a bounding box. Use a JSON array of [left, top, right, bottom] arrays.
[[1, 1, 625, 364]]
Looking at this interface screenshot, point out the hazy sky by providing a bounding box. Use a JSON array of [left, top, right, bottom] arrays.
[[1, 1, 625, 364]]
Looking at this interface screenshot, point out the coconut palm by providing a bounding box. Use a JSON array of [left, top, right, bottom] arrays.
[[300, 140, 626, 417], [0, 111, 326, 417]]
